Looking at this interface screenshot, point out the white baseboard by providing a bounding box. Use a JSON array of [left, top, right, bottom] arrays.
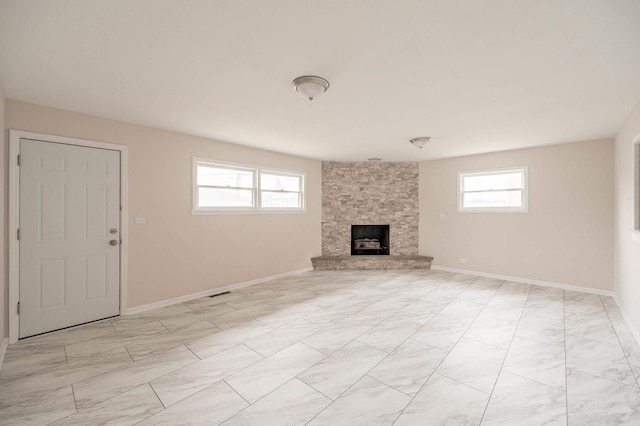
[[126, 267, 314, 316], [612, 294, 640, 346], [431, 265, 615, 297], [431, 265, 639, 347], [0, 338, 8, 373]]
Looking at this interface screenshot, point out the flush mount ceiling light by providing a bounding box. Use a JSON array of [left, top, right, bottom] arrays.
[[410, 137, 431, 149], [292, 75, 330, 101]]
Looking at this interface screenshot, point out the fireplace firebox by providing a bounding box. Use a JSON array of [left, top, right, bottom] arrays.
[[351, 225, 390, 255]]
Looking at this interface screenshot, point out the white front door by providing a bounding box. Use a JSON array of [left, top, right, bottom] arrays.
[[19, 138, 121, 338]]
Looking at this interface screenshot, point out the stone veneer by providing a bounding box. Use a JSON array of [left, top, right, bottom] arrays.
[[321, 161, 421, 262]]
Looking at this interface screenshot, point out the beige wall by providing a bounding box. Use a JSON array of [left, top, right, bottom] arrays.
[[419, 139, 614, 290], [0, 87, 5, 341], [614, 100, 640, 335], [5, 100, 321, 309]]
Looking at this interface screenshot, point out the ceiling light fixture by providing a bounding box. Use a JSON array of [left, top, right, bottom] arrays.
[[410, 137, 431, 149], [292, 75, 330, 101]]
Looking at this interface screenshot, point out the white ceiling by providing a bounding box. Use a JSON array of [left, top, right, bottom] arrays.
[[1, 1, 640, 161]]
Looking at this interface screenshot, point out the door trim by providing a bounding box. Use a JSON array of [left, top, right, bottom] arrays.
[[8, 130, 129, 343]]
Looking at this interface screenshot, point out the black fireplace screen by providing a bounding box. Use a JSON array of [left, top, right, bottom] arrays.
[[351, 224, 390, 255]]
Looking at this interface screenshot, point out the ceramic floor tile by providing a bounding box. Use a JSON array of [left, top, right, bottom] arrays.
[[437, 338, 507, 393], [125, 320, 220, 361], [307, 375, 410, 426], [411, 315, 470, 350], [209, 303, 280, 329], [565, 311, 619, 344], [9, 320, 116, 348], [356, 317, 421, 353], [566, 335, 636, 386], [394, 373, 489, 426], [110, 303, 193, 332], [503, 335, 566, 390], [300, 319, 372, 355], [481, 371, 566, 425], [438, 299, 487, 323], [64, 321, 169, 360], [564, 292, 606, 316], [520, 298, 565, 320], [0, 346, 133, 406], [137, 381, 248, 426], [368, 339, 447, 396], [567, 368, 640, 425], [463, 314, 517, 348], [617, 331, 640, 382], [225, 342, 325, 403], [481, 296, 526, 321], [150, 343, 263, 407], [345, 300, 407, 326], [186, 320, 272, 359], [256, 303, 323, 328], [2, 270, 639, 425], [49, 384, 163, 426], [0, 346, 68, 383], [298, 340, 387, 399], [399, 299, 446, 322], [515, 312, 565, 345], [72, 345, 198, 410], [223, 379, 331, 426], [0, 386, 76, 426], [244, 320, 322, 357]]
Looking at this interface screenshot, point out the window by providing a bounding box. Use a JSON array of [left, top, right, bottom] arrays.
[[193, 158, 305, 213], [458, 166, 528, 213]]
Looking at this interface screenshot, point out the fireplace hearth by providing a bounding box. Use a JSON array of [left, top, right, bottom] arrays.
[[351, 225, 390, 255]]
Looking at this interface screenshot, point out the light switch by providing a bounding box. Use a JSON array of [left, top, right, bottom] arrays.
[[439, 213, 446, 220]]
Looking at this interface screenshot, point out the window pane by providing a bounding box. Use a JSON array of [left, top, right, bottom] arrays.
[[198, 187, 254, 207], [463, 172, 523, 191], [260, 173, 301, 191], [261, 191, 301, 208], [463, 190, 523, 208], [197, 165, 254, 188]]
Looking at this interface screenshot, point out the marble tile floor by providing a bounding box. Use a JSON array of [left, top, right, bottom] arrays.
[[1, 270, 640, 425]]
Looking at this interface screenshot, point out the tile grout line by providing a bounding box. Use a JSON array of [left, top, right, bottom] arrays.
[[600, 294, 640, 390], [477, 282, 530, 425], [393, 276, 505, 425]]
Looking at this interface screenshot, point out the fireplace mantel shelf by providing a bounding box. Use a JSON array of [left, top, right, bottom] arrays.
[[311, 255, 433, 271]]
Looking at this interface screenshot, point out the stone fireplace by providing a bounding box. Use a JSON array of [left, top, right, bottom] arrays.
[[312, 161, 432, 270]]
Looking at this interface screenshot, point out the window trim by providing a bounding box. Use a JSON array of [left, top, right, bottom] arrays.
[[192, 158, 306, 214], [457, 166, 529, 213]]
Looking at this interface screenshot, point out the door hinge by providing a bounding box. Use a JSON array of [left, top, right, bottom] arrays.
[[17, 228, 20, 240], [17, 155, 20, 166], [17, 302, 20, 315]]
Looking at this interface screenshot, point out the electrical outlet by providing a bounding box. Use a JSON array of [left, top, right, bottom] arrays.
[[459, 258, 467, 264], [439, 213, 446, 220], [134, 217, 146, 224]]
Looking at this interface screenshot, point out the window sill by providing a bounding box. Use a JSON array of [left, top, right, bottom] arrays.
[[458, 208, 529, 214], [191, 209, 306, 216], [632, 230, 640, 244]]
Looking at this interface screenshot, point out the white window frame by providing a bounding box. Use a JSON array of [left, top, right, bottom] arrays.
[[457, 166, 529, 213], [192, 158, 306, 214]]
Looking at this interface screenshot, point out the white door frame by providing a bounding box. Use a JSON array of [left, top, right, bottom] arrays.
[[8, 130, 129, 343]]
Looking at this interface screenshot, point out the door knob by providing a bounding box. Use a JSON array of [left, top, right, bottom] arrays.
[[109, 240, 118, 246], [109, 228, 118, 234]]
